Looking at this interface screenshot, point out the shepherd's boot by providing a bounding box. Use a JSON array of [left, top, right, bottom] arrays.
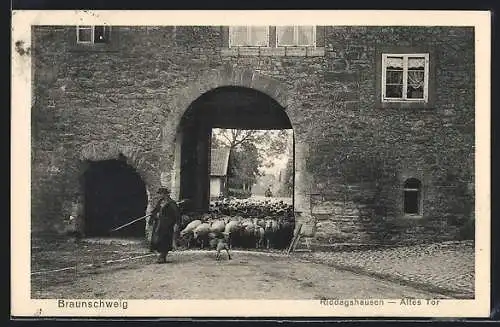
[[156, 253, 167, 264]]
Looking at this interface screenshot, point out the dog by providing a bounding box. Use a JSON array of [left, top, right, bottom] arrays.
[[215, 234, 232, 261]]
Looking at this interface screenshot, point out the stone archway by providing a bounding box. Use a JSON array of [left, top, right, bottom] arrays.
[[79, 141, 161, 238], [161, 66, 294, 194], [176, 85, 293, 212], [163, 65, 300, 209], [161, 65, 292, 146], [159, 65, 313, 236]]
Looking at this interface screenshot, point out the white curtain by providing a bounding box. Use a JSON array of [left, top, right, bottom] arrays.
[[408, 57, 425, 68], [277, 26, 314, 46], [408, 71, 425, 89], [230, 26, 248, 46], [407, 57, 425, 89], [230, 26, 268, 46], [297, 26, 314, 45], [385, 56, 404, 68], [249, 26, 268, 46], [277, 26, 295, 45]]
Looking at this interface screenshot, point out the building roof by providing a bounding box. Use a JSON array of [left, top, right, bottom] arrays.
[[210, 147, 231, 177]]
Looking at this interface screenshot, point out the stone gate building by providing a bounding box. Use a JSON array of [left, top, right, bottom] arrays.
[[31, 25, 475, 246]]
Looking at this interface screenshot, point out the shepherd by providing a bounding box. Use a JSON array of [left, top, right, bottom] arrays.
[[149, 187, 181, 264], [265, 186, 273, 198]]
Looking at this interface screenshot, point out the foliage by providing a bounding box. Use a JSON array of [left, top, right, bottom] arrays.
[[212, 128, 292, 195], [227, 187, 252, 199], [227, 141, 262, 192], [278, 156, 294, 197]]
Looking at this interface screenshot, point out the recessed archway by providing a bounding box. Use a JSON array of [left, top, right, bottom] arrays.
[[173, 85, 294, 213], [83, 158, 148, 237]]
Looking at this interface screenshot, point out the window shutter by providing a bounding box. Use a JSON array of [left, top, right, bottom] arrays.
[[315, 26, 325, 47]]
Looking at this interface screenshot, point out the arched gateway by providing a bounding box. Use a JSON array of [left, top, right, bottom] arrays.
[[173, 86, 293, 213], [162, 66, 296, 216]]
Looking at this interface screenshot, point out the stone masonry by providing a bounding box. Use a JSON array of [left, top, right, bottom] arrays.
[[31, 26, 475, 246]]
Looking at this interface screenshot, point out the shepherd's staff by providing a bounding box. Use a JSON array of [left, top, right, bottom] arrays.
[[109, 214, 152, 233], [108, 200, 188, 233]]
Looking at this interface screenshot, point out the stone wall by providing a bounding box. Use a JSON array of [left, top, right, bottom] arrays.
[[31, 25, 475, 245]]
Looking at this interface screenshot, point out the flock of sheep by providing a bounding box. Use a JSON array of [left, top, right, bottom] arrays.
[[176, 198, 295, 250]]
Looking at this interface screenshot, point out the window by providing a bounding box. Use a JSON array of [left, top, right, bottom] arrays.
[[276, 26, 315, 47], [76, 25, 111, 44], [382, 54, 429, 102], [403, 178, 422, 216], [229, 26, 269, 47]]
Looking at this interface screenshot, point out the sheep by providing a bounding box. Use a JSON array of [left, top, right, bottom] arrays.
[[221, 215, 231, 225], [264, 218, 279, 249], [210, 219, 226, 234], [241, 221, 256, 248], [200, 213, 212, 223], [224, 220, 240, 233], [241, 219, 254, 228], [177, 219, 202, 248], [180, 219, 202, 237], [179, 214, 192, 230], [252, 218, 266, 229], [254, 225, 265, 249], [224, 220, 241, 249], [193, 222, 211, 249]]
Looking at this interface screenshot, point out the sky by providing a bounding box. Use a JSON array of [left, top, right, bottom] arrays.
[[261, 152, 288, 176]]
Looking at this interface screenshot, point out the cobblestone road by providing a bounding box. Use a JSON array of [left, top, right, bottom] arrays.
[[298, 241, 474, 299]]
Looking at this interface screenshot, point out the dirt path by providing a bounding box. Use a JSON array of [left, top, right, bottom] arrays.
[[33, 251, 445, 300]]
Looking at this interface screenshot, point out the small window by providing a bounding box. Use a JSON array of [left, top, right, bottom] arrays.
[[229, 26, 269, 47], [403, 178, 422, 216], [382, 54, 429, 102], [276, 26, 315, 47], [76, 25, 111, 44]]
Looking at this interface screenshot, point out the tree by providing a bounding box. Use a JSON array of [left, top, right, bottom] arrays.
[[211, 128, 293, 196], [279, 156, 294, 197], [227, 141, 262, 193], [212, 128, 291, 166], [212, 129, 256, 150]]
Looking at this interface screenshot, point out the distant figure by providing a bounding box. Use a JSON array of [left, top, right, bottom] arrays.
[[149, 187, 181, 264], [265, 187, 273, 198]]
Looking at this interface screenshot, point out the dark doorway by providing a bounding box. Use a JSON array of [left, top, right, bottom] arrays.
[[83, 159, 148, 237]]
